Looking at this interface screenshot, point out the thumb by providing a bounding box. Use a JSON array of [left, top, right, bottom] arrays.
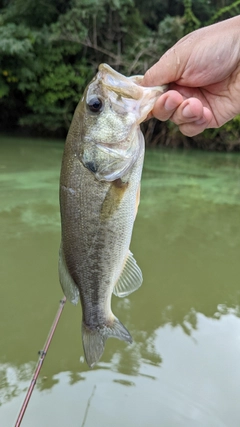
[[142, 47, 186, 87]]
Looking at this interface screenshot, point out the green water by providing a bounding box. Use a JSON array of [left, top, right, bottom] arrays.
[[1, 136, 240, 427]]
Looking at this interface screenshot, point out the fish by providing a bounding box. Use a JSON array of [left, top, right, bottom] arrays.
[[58, 63, 167, 367]]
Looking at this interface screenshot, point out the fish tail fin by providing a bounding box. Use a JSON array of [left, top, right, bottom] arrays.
[[82, 317, 132, 368]]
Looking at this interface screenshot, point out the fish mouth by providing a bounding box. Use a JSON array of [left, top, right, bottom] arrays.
[[98, 63, 168, 102], [98, 63, 143, 100], [97, 63, 168, 124]]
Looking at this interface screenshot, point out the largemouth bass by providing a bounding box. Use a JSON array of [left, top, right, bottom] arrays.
[[59, 63, 166, 367]]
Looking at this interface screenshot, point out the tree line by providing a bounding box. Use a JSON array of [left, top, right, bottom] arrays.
[[1, 0, 240, 149]]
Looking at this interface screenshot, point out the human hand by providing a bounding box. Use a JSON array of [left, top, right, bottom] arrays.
[[142, 16, 240, 136]]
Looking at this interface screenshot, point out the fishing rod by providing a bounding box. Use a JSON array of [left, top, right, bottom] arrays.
[[15, 296, 67, 427]]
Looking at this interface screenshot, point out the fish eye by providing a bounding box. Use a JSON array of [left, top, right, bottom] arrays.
[[87, 97, 103, 113]]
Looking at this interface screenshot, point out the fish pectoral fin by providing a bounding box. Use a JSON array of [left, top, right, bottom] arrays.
[[58, 243, 79, 305], [135, 183, 140, 219], [82, 316, 132, 368], [113, 251, 143, 298]]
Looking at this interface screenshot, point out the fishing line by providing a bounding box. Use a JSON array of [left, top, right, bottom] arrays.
[[81, 385, 97, 427], [14, 296, 67, 427]]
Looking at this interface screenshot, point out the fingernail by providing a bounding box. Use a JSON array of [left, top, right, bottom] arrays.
[[164, 97, 177, 111], [182, 104, 195, 119]]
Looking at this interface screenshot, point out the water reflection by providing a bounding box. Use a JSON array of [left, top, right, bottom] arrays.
[[2, 314, 240, 427], [1, 138, 240, 426], [0, 362, 34, 406]]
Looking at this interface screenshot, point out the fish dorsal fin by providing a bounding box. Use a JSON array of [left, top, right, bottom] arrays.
[[113, 251, 143, 298]]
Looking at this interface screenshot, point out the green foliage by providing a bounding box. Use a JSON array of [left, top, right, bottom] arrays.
[[200, 115, 240, 150], [182, 0, 200, 34], [157, 15, 184, 54], [20, 60, 90, 131], [191, 0, 215, 23], [207, 0, 240, 24], [0, 22, 35, 55], [2, 0, 70, 27], [134, 0, 169, 30], [0, 0, 240, 148]]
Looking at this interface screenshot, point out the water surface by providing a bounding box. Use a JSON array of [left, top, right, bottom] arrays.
[[0, 137, 240, 426]]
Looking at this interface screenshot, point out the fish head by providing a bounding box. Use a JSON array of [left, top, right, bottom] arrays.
[[77, 63, 167, 181]]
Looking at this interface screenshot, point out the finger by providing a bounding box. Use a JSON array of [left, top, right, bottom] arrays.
[[178, 107, 213, 136], [171, 98, 206, 125], [150, 90, 184, 121]]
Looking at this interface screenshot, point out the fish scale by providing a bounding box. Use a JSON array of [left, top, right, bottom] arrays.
[[58, 63, 167, 367]]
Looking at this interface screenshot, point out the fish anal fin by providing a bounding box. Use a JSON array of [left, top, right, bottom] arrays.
[[113, 251, 143, 298], [82, 316, 132, 368], [58, 243, 79, 305]]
